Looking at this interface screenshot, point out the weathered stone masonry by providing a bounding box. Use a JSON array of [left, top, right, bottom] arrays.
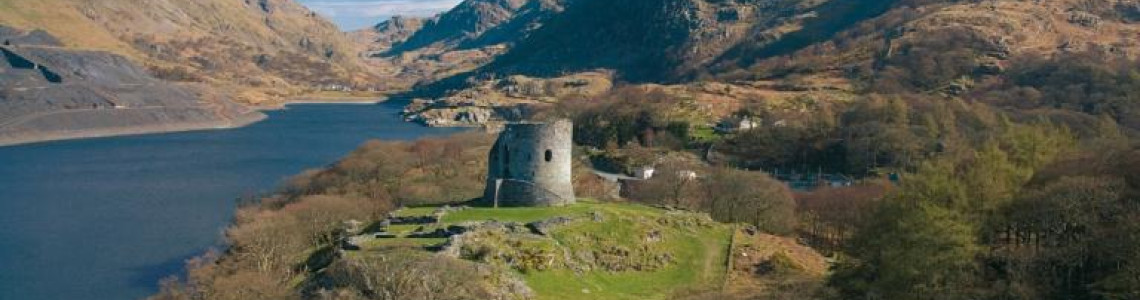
[[482, 120, 575, 207]]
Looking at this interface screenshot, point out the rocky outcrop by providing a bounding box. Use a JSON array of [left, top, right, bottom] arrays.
[[405, 105, 499, 127], [401, 71, 611, 127]]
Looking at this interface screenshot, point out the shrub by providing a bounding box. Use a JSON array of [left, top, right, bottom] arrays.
[[324, 251, 497, 300], [628, 165, 796, 235]]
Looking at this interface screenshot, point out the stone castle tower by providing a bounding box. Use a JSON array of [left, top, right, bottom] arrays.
[[482, 120, 575, 207]]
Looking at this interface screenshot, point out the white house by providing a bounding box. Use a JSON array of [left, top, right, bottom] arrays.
[[634, 166, 656, 180]]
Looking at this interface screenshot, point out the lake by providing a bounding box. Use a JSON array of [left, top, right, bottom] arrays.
[[0, 102, 466, 300]]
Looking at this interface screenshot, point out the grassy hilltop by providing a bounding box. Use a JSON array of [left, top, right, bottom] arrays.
[[369, 201, 732, 300], [338, 200, 826, 300]]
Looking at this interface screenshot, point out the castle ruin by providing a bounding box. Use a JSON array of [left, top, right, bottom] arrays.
[[482, 120, 576, 207]]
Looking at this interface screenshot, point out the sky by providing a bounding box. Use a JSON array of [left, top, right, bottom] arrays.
[[298, 0, 462, 31]]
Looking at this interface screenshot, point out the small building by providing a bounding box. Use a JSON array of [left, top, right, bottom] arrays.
[[633, 166, 656, 180], [715, 116, 759, 133]]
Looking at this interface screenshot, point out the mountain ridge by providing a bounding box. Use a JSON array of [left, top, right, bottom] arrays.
[[373, 0, 1140, 130]]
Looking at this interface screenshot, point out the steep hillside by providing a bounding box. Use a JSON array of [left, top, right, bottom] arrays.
[[0, 0, 375, 105], [478, 0, 1140, 82], [351, 0, 571, 91], [394, 0, 870, 125], [0, 27, 262, 146], [359, 0, 831, 84], [387, 0, 527, 54], [352, 16, 428, 54], [0, 0, 379, 145], [454, 0, 568, 51], [389, 0, 1140, 130], [350, 15, 483, 91], [718, 0, 1140, 82], [384, 0, 567, 55], [479, 0, 920, 82]]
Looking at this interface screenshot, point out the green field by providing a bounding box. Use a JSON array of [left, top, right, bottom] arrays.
[[689, 125, 722, 144], [370, 200, 734, 300], [530, 220, 731, 300], [444, 203, 595, 223]]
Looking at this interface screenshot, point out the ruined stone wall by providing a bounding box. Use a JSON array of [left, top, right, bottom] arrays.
[[483, 120, 575, 207]]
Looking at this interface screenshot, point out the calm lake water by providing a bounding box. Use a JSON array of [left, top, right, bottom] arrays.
[[0, 103, 465, 300]]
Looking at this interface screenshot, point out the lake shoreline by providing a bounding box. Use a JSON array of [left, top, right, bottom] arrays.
[[0, 112, 267, 148], [253, 96, 391, 111], [0, 97, 393, 148], [0, 104, 467, 300], [282, 96, 388, 105]]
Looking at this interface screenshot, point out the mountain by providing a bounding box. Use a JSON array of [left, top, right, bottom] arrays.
[[0, 0, 374, 105], [383, 0, 567, 55], [381, 0, 885, 122], [348, 0, 572, 91], [386, 0, 528, 54], [381, 0, 1140, 128], [8, 0, 1140, 144], [369, 0, 883, 83], [352, 16, 429, 54], [487, 0, 800, 82], [375, 0, 1140, 83], [0, 0, 373, 145]]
